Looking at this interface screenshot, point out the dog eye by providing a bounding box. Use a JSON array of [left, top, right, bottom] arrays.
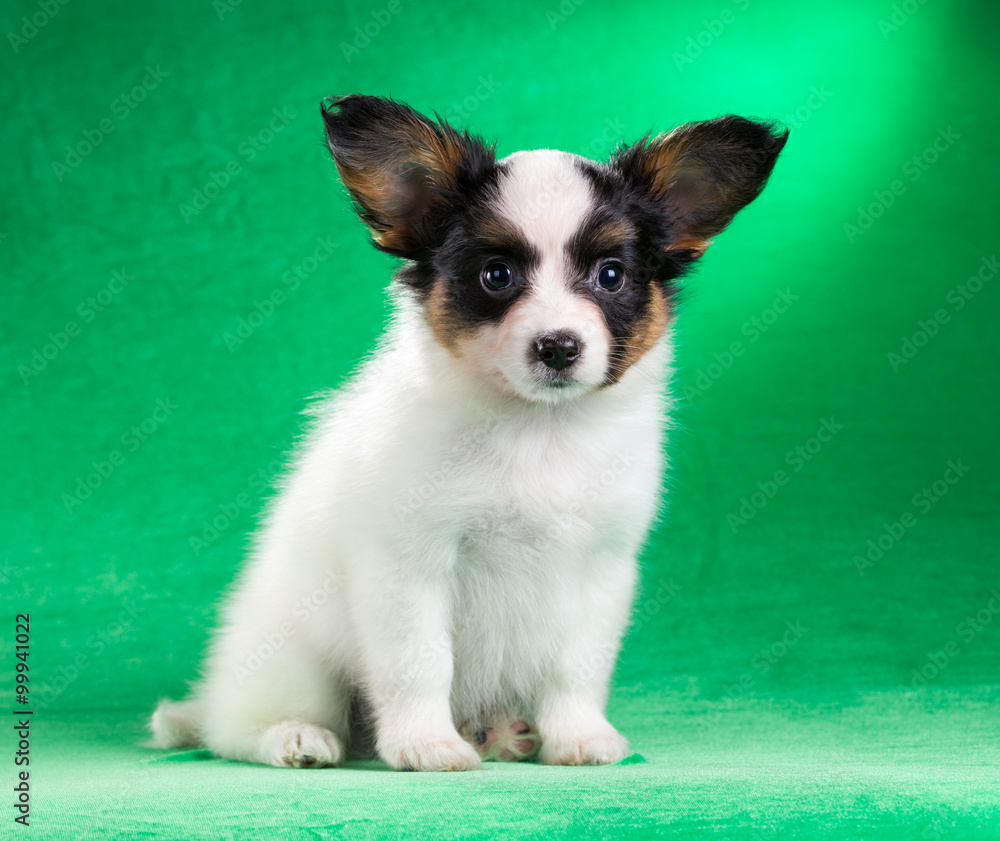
[[597, 263, 624, 292], [482, 261, 513, 291]]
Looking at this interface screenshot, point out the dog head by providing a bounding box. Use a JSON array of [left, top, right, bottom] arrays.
[[322, 95, 787, 403]]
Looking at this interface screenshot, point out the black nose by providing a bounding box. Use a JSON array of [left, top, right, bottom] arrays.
[[535, 333, 582, 371]]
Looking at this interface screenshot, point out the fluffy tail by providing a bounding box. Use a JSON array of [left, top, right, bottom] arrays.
[[150, 699, 204, 748]]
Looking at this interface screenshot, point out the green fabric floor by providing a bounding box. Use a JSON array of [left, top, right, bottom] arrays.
[[38, 694, 1000, 839], [3, 0, 999, 838]]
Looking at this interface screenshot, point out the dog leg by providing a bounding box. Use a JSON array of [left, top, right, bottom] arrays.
[[356, 564, 481, 771], [535, 695, 629, 766], [535, 560, 635, 765], [197, 618, 349, 768]]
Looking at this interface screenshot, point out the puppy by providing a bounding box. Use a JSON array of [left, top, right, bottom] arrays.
[[151, 95, 786, 770]]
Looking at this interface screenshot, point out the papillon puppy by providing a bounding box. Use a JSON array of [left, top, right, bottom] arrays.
[[151, 95, 786, 770]]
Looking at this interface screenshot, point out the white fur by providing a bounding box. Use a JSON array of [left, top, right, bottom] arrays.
[[470, 151, 613, 403], [151, 150, 673, 770]]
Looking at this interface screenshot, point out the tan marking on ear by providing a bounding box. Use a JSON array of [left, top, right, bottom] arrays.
[[625, 131, 725, 260], [409, 124, 467, 192], [607, 283, 671, 383], [372, 225, 414, 254], [625, 117, 786, 255], [335, 162, 397, 241], [335, 122, 471, 252], [638, 128, 690, 196], [336, 161, 388, 212], [665, 235, 710, 259]]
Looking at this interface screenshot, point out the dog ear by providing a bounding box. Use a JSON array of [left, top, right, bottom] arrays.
[[321, 95, 495, 258], [612, 116, 788, 262]]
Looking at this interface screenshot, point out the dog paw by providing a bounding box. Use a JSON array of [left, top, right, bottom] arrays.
[[380, 732, 482, 771], [261, 721, 344, 768], [538, 726, 629, 766], [458, 715, 541, 761]]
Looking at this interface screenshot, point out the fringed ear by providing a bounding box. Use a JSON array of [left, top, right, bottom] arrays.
[[321, 95, 496, 258], [612, 116, 788, 262]]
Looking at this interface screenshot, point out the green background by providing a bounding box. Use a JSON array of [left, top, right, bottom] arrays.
[[3, 0, 999, 837]]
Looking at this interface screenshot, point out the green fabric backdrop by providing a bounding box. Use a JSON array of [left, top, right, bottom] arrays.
[[2, 0, 998, 837]]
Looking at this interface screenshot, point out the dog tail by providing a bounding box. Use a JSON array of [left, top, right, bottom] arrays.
[[149, 699, 204, 748]]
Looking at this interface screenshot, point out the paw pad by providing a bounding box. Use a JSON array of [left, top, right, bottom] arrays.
[[458, 715, 541, 761]]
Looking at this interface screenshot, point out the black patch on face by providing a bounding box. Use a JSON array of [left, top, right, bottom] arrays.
[[570, 160, 682, 378], [573, 159, 689, 289], [396, 165, 513, 300], [395, 165, 513, 296], [413, 170, 542, 329]]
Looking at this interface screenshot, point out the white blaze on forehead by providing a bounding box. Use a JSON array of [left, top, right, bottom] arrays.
[[496, 150, 594, 261], [493, 149, 600, 334], [474, 149, 611, 401]]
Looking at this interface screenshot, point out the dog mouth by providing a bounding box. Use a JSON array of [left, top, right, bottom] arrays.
[[521, 369, 592, 401], [488, 351, 602, 403], [532, 368, 583, 389], [537, 370, 576, 387]]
